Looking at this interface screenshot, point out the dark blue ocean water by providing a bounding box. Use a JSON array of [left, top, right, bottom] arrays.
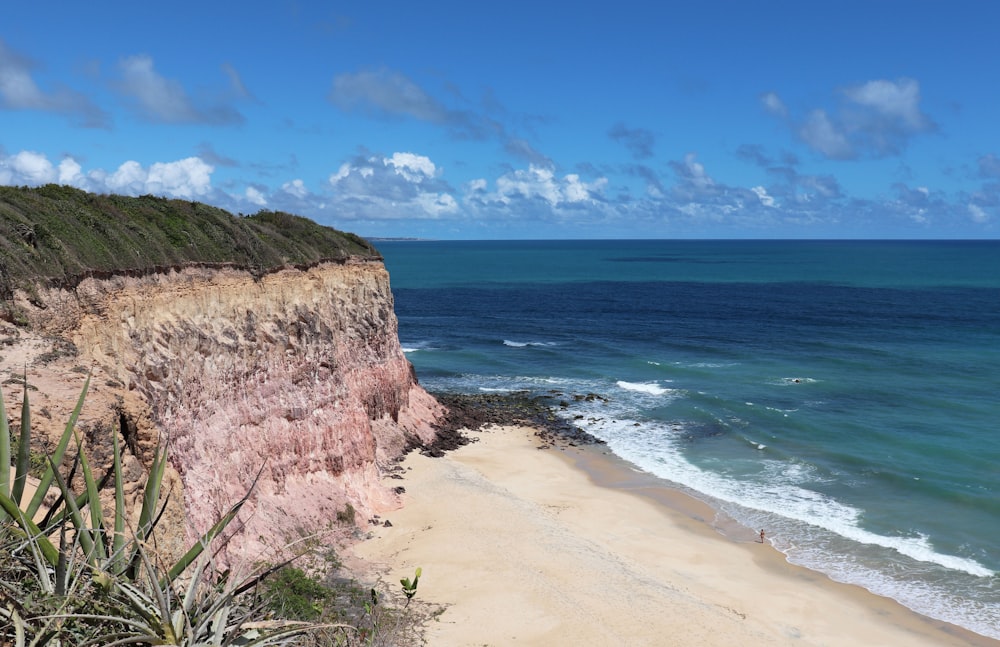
[[377, 240, 1000, 640]]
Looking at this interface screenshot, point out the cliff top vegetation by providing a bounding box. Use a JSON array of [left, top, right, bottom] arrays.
[[0, 184, 379, 293]]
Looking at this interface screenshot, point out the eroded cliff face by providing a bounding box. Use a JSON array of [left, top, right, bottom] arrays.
[[3, 259, 441, 562]]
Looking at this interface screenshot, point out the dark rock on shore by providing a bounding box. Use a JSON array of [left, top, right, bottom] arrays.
[[409, 391, 605, 457]]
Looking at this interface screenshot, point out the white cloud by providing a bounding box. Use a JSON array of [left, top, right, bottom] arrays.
[[844, 78, 927, 130], [0, 150, 223, 202], [326, 151, 458, 219], [384, 152, 436, 182], [78, 156, 216, 199], [4, 150, 56, 184], [245, 186, 267, 206], [330, 163, 351, 183], [282, 178, 308, 198], [57, 157, 84, 185], [490, 165, 607, 206], [751, 185, 776, 207], [146, 158, 213, 198], [416, 191, 459, 216], [682, 153, 714, 190], [767, 78, 934, 160], [969, 204, 989, 223], [106, 160, 146, 193]]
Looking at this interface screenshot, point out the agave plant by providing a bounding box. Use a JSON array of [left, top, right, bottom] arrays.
[[0, 374, 331, 645]]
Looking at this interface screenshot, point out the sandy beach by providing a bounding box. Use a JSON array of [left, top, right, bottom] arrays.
[[351, 425, 997, 646]]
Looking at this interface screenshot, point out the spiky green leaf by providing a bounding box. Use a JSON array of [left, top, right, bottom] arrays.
[[0, 490, 59, 567], [0, 382, 10, 514], [11, 380, 32, 506], [26, 374, 90, 519], [165, 462, 265, 584], [47, 454, 97, 567], [112, 431, 127, 574], [75, 427, 108, 563]]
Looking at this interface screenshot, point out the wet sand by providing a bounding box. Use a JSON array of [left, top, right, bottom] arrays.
[[351, 425, 996, 646]]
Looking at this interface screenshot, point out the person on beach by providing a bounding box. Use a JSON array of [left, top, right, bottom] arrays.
[[759, 529, 766, 544]]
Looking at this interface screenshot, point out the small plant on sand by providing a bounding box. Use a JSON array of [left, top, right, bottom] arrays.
[[0, 375, 327, 645], [399, 568, 421, 606]]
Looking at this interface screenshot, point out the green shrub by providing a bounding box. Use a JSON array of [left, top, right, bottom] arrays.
[[264, 567, 333, 621]]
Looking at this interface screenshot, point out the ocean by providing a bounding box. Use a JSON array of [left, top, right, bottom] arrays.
[[376, 239, 1000, 640]]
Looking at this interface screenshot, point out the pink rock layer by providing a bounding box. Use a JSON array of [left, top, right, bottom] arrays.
[[9, 259, 441, 564]]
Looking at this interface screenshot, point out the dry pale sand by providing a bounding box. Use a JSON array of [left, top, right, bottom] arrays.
[[351, 425, 997, 647]]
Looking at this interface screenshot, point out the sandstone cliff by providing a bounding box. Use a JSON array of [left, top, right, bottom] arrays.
[[1, 258, 442, 562]]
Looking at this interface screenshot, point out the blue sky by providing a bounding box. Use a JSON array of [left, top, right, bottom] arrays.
[[2, 2, 998, 239]]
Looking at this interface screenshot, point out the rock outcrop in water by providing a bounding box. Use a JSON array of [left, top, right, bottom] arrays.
[[0, 186, 442, 563]]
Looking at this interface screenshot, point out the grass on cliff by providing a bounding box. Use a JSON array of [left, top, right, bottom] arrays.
[[0, 184, 379, 297]]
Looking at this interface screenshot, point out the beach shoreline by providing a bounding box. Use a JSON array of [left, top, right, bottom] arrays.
[[350, 424, 998, 646]]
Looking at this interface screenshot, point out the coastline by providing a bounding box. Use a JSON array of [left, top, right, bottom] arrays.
[[351, 424, 998, 646]]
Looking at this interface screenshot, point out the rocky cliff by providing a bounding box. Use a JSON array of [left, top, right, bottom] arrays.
[[0, 188, 442, 563]]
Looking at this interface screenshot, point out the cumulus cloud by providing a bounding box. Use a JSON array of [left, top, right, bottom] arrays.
[[57, 157, 85, 185], [282, 178, 309, 199], [0, 38, 109, 127], [245, 185, 267, 206], [104, 157, 215, 198], [5, 143, 995, 238], [115, 55, 244, 125], [327, 151, 458, 219], [384, 152, 437, 182], [765, 78, 935, 160], [608, 122, 656, 160], [0, 150, 56, 185], [456, 165, 614, 233], [483, 165, 608, 207], [0, 149, 215, 199]]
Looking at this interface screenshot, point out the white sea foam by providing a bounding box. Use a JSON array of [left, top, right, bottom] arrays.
[[503, 339, 557, 348], [559, 403, 994, 581], [777, 376, 817, 385], [678, 361, 739, 369], [400, 341, 437, 353], [616, 380, 672, 396]]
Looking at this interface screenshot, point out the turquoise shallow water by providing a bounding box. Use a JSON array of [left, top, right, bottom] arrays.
[[378, 239, 1000, 639]]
